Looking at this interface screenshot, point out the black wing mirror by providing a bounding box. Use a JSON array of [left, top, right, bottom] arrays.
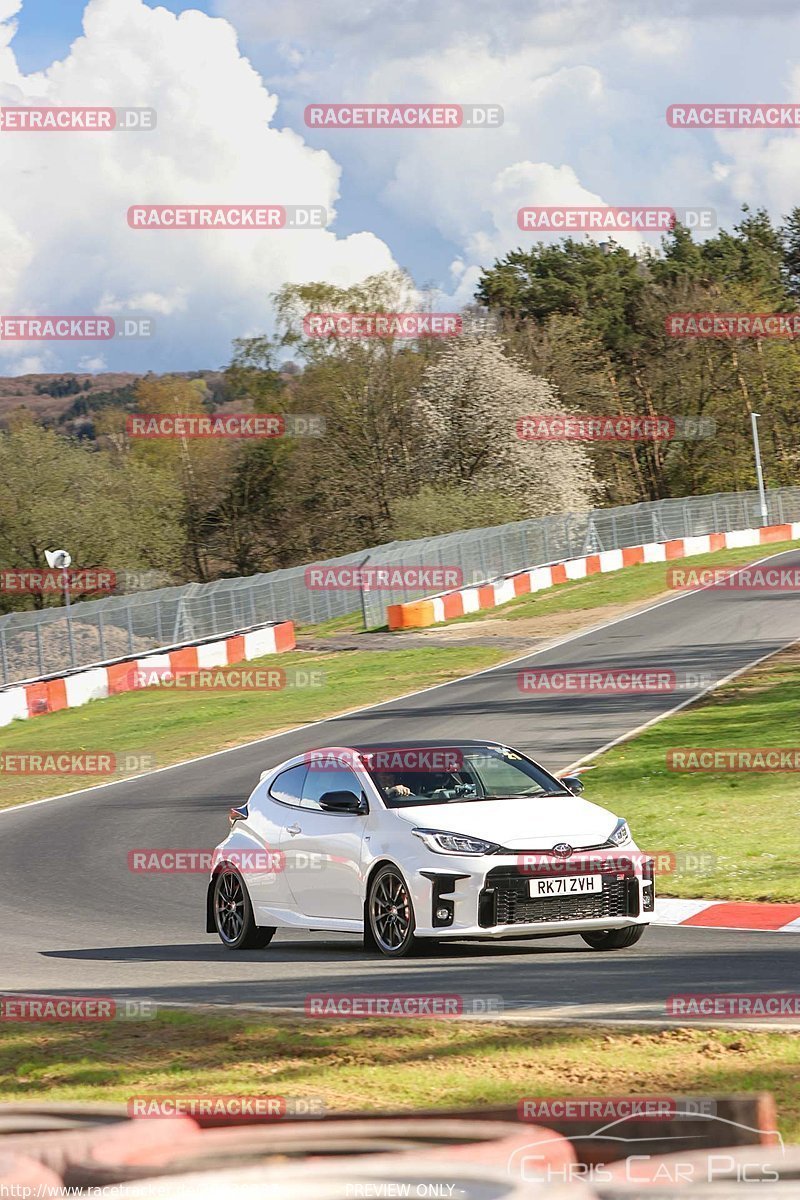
[[560, 775, 585, 795], [318, 790, 366, 814]]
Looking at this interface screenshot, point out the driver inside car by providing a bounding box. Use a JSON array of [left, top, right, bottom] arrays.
[[373, 770, 412, 798]]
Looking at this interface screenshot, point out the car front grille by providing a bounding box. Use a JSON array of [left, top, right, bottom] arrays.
[[479, 868, 637, 928]]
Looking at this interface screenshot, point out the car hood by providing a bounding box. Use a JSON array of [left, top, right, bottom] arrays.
[[392, 794, 619, 848]]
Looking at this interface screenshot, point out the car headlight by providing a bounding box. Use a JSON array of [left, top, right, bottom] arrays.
[[412, 828, 498, 856], [606, 818, 631, 847]]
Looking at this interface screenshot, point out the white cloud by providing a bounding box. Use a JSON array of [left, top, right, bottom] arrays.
[[619, 19, 690, 59], [6, 354, 47, 374], [217, 0, 688, 61], [220, 0, 800, 316], [377, 62, 613, 248], [97, 289, 188, 316], [702, 65, 800, 219], [439, 161, 650, 310], [217, 0, 741, 315], [0, 0, 396, 372], [0, 0, 22, 91], [6, 0, 800, 375]]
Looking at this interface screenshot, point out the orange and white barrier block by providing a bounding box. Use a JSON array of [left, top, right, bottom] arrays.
[[386, 522, 800, 630], [0, 620, 295, 728]]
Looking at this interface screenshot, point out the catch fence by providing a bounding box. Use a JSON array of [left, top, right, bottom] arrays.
[[2, 486, 798, 686]]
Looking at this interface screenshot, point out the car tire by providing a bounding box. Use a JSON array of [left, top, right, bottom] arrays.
[[581, 925, 647, 951], [367, 865, 420, 958], [362, 902, 378, 952], [213, 867, 275, 950]]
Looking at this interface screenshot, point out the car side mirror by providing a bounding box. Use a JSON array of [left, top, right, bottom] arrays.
[[560, 775, 584, 795], [318, 790, 366, 814]]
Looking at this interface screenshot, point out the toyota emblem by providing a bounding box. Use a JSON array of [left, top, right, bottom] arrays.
[[552, 842, 573, 858]]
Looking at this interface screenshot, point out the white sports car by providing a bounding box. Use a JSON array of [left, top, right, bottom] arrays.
[[206, 740, 654, 957]]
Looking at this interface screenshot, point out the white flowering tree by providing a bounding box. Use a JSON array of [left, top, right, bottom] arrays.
[[413, 332, 598, 516]]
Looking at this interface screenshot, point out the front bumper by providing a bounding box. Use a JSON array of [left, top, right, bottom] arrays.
[[410, 853, 654, 939]]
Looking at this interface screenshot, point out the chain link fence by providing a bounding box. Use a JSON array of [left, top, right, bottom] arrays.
[[2, 486, 799, 687]]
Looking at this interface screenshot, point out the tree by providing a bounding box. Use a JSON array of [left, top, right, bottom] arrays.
[[412, 333, 597, 516], [125, 376, 234, 581], [0, 416, 183, 612], [475, 239, 647, 359], [202, 438, 295, 576], [224, 336, 285, 412], [779, 207, 800, 299], [503, 312, 640, 504], [254, 270, 433, 554], [476, 211, 800, 503], [390, 484, 526, 539]]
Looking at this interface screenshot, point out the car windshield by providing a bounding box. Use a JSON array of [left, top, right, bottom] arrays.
[[364, 745, 568, 808]]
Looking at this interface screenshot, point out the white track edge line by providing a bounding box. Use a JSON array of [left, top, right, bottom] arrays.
[[560, 627, 800, 774]]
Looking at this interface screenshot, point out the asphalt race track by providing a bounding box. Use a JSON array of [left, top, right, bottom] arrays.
[[2, 548, 799, 1025]]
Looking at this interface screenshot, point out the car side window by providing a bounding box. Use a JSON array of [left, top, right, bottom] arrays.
[[302, 766, 362, 811], [268, 764, 308, 808]]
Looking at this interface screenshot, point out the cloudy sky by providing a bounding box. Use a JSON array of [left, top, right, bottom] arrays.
[[2, 0, 800, 374]]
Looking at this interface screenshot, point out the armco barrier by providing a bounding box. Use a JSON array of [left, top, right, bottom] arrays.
[[386, 523, 800, 629], [0, 620, 295, 730]]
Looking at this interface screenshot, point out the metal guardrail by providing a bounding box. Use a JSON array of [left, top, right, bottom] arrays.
[[1, 486, 799, 687]]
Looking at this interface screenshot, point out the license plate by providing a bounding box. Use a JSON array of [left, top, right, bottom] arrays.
[[530, 874, 602, 898]]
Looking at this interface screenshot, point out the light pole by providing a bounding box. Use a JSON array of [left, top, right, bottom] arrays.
[[749, 413, 769, 527], [357, 553, 372, 631], [45, 548, 76, 667]]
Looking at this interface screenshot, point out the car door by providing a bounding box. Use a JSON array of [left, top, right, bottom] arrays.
[[280, 764, 368, 921], [246, 764, 307, 912]]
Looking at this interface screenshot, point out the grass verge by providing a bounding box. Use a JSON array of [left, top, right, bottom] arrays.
[[0, 1014, 798, 1138], [584, 645, 800, 902], [0, 646, 506, 811]]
